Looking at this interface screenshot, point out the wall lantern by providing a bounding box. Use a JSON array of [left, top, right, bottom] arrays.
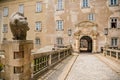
[[104, 28, 108, 35], [68, 29, 72, 36]]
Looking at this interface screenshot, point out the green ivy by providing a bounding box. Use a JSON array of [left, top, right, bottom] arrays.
[[0, 63, 3, 72]]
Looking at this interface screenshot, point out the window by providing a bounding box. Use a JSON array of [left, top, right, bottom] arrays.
[[110, 18, 118, 28], [56, 20, 63, 30], [14, 66, 23, 74], [88, 13, 95, 21], [57, 0, 63, 10], [111, 38, 118, 46], [14, 51, 24, 59], [82, 0, 89, 8], [35, 38, 40, 45], [36, 2, 42, 12], [3, 24, 8, 33], [3, 7, 8, 16], [109, 0, 118, 6], [57, 37, 63, 45], [19, 4, 24, 13], [36, 21, 41, 31]]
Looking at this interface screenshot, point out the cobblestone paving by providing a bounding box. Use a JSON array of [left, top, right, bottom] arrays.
[[66, 53, 120, 80]]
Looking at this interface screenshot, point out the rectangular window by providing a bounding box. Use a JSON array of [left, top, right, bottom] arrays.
[[82, 0, 89, 8], [110, 18, 118, 28], [14, 66, 23, 74], [36, 2, 42, 12], [14, 51, 24, 59], [36, 21, 41, 31], [19, 4, 24, 13], [57, 38, 63, 45], [35, 38, 40, 45], [111, 38, 118, 47], [3, 7, 8, 16], [109, 0, 118, 6], [56, 20, 63, 30], [3, 24, 8, 33], [57, 0, 63, 10], [88, 13, 95, 21]]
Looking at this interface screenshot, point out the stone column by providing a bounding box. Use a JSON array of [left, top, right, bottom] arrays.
[[73, 36, 79, 55], [2, 40, 33, 80], [76, 39, 80, 52], [92, 36, 97, 53]]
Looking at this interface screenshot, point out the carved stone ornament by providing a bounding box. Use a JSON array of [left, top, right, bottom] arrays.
[[9, 12, 29, 40], [74, 30, 81, 36]]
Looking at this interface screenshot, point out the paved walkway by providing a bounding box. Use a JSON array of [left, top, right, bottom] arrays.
[[38, 55, 77, 80], [66, 53, 120, 80], [38, 53, 120, 80]]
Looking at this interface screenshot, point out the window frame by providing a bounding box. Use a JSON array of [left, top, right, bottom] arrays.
[[110, 17, 118, 28], [56, 20, 64, 31], [111, 37, 118, 47], [35, 38, 41, 45], [3, 7, 9, 17], [56, 0, 64, 11], [88, 13, 95, 21], [19, 4, 24, 14], [82, 0, 89, 8], [56, 37, 63, 45], [35, 21, 42, 31], [36, 2, 42, 12], [3, 24, 8, 33], [109, 0, 118, 6]]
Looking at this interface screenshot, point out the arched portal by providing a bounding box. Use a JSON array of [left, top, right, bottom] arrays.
[[80, 36, 92, 52], [73, 21, 98, 55]]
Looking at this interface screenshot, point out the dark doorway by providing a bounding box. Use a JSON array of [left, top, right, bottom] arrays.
[[80, 36, 92, 52]]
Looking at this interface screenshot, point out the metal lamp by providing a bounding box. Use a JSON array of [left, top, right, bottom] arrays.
[[104, 28, 108, 35], [68, 29, 72, 36]]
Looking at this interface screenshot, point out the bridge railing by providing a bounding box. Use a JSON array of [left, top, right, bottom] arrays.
[[31, 47, 72, 79], [103, 48, 120, 60]]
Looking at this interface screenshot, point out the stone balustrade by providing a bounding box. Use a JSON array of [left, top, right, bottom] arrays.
[[31, 48, 72, 79], [103, 48, 120, 60]]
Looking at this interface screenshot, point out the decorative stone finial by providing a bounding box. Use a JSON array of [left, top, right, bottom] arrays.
[[9, 12, 29, 40]]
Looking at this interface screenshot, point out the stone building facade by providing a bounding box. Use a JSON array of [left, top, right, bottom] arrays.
[[0, 0, 120, 53]]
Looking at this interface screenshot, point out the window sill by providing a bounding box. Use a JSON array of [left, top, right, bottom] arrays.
[[81, 6, 90, 9], [35, 44, 41, 46], [34, 30, 42, 32], [109, 4, 119, 7], [35, 11, 42, 13], [56, 9, 64, 11], [3, 15, 8, 17], [109, 28, 120, 29], [2, 32, 8, 33], [56, 29, 64, 31], [109, 46, 118, 49]]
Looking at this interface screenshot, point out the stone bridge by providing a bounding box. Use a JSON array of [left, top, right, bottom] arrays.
[[36, 48, 120, 80], [0, 44, 120, 80]]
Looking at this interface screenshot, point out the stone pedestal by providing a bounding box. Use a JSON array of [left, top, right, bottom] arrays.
[[2, 40, 33, 80]]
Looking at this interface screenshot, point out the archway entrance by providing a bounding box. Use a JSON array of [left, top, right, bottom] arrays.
[[80, 36, 92, 52]]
